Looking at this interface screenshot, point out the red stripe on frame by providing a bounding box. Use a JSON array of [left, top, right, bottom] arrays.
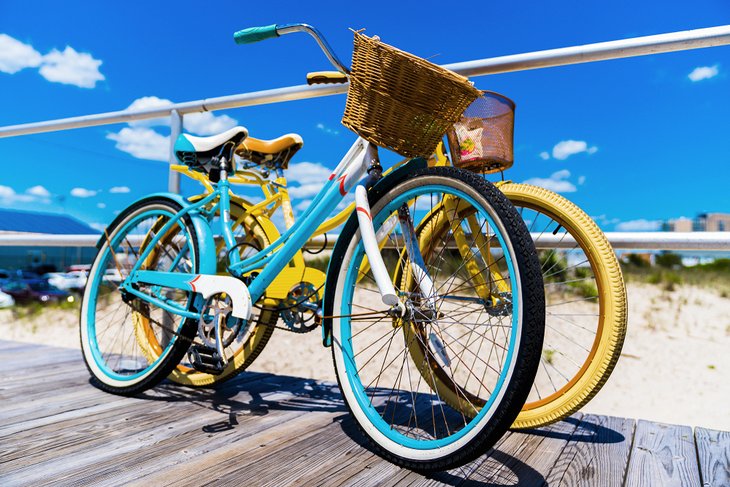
[[356, 206, 371, 220], [189, 275, 201, 292], [338, 175, 347, 196]]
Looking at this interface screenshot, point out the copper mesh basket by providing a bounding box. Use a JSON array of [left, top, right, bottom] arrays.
[[342, 32, 481, 158], [446, 91, 515, 173]]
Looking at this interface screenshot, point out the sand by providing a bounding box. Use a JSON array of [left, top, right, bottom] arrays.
[[2, 282, 728, 430]]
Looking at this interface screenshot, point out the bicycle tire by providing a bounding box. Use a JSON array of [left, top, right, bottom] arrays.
[[79, 196, 200, 396], [500, 183, 627, 429], [327, 167, 544, 471]]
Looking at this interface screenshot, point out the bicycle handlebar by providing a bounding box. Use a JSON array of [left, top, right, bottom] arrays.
[[232, 23, 350, 75], [233, 24, 280, 44]]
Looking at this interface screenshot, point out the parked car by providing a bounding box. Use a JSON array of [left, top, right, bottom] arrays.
[[67, 264, 91, 274], [102, 268, 123, 283], [0, 290, 14, 308], [0, 279, 73, 304], [43, 272, 87, 291]]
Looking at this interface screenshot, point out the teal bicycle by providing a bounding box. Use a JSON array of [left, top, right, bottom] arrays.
[[80, 24, 545, 471]]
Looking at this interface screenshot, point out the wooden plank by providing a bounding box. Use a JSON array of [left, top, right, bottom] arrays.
[[695, 427, 730, 487], [2, 375, 315, 485], [389, 429, 518, 487], [0, 345, 80, 373], [129, 410, 343, 487], [625, 420, 701, 487], [545, 414, 635, 486], [458, 415, 582, 484]]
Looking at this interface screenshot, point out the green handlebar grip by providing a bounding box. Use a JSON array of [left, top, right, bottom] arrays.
[[233, 25, 279, 44]]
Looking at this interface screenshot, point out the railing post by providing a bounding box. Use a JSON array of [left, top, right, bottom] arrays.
[[168, 110, 183, 194]]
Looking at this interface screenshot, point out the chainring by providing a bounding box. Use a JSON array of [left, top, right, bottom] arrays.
[[280, 282, 320, 333]]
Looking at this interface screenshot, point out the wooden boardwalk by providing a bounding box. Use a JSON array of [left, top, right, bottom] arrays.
[[1, 339, 728, 486]]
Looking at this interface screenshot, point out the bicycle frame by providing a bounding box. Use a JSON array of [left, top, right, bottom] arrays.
[[121, 137, 373, 320]]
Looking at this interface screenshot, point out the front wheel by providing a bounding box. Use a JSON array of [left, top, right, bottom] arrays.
[[80, 197, 200, 396], [327, 167, 544, 471]]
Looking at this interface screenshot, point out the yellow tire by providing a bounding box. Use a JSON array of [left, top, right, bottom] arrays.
[[401, 182, 627, 429], [499, 183, 627, 429], [134, 200, 279, 387]]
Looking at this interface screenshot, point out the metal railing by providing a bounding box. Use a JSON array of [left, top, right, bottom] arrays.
[[1, 232, 729, 252], [1, 24, 729, 251]]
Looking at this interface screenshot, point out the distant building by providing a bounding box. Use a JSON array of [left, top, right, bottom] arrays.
[[698, 213, 730, 232], [663, 212, 730, 232], [0, 209, 99, 271]]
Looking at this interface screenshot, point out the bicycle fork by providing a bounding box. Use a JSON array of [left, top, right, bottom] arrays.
[[353, 146, 435, 316]]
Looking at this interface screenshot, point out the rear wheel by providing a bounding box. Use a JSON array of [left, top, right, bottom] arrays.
[[80, 197, 199, 395], [328, 167, 544, 471]]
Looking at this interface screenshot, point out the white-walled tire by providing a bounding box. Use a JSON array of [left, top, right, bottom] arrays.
[[327, 167, 545, 471], [80, 197, 200, 396]]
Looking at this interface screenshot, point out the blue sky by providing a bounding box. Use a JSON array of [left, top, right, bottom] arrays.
[[1, 1, 728, 232]]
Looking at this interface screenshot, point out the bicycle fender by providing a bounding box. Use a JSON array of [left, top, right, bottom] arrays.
[[96, 192, 217, 275], [321, 157, 427, 347]]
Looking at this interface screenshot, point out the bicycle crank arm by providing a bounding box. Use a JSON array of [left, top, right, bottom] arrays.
[[355, 185, 399, 307], [127, 271, 252, 320]]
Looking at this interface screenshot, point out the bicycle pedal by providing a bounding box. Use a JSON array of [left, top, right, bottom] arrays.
[[188, 345, 226, 375]]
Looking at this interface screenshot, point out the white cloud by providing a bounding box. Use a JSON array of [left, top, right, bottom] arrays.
[[591, 214, 620, 226], [125, 95, 237, 135], [285, 162, 333, 198], [107, 127, 169, 161], [0, 35, 104, 89], [0, 34, 42, 74], [0, 184, 51, 204], [295, 199, 313, 212], [287, 162, 332, 185], [0, 185, 14, 199], [109, 186, 131, 193], [71, 187, 98, 198], [26, 185, 51, 198], [39, 46, 104, 88], [577, 175, 586, 185], [539, 151, 550, 160], [688, 65, 719, 82], [125, 96, 174, 127], [97, 203, 106, 209], [288, 183, 325, 199], [552, 140, 598, 160], [185, 112, 237, 136], [0, 185, 33, 203], [523, 169, 577, 193], [615, 219, 662, 231], [316, 122, 340, 136]]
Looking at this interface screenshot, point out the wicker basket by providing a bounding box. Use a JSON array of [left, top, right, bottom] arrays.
[[446, 91, 515, 173], [342, 32, 481, 158]]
